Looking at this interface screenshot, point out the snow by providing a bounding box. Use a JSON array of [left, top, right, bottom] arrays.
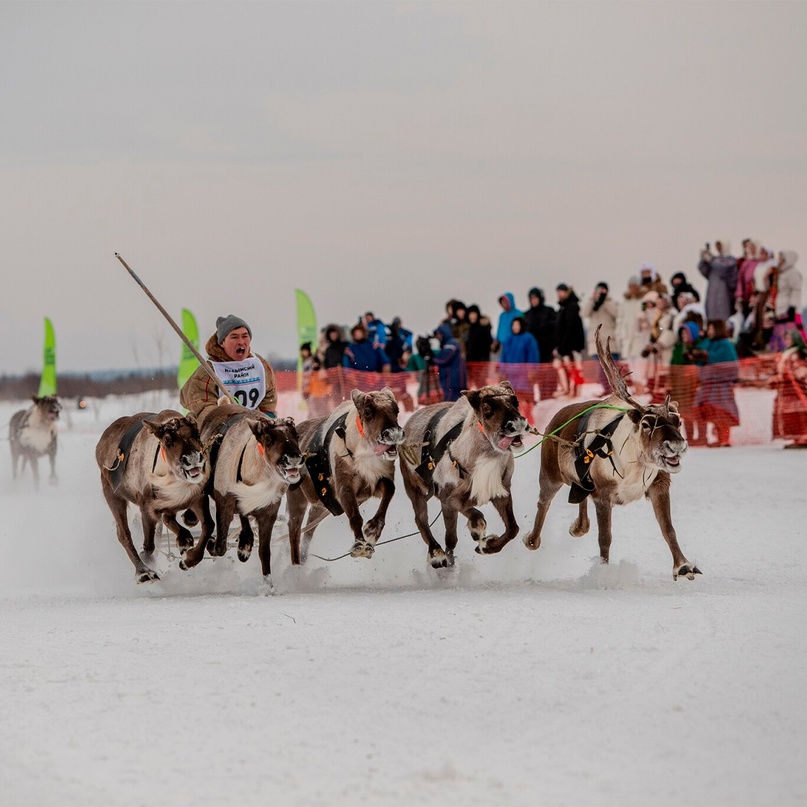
[[1, 391, 805, 807]]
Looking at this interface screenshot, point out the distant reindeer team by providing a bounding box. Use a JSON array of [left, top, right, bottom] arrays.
[[85, 326, 700, 586]]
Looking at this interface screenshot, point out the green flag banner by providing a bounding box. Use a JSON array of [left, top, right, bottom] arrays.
[[177, 308, 200, 390], [38, 317, 57, 397], [295, 290, 318, 383]]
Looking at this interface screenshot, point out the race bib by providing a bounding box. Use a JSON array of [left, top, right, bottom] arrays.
[[211, 358, 266, 410]]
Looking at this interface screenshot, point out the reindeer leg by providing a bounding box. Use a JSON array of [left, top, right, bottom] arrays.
[[402, 474, 446, 567], [178, 496, 215, 570], [286, 489, 306, 566], [523, 479, 562, 550], [161, 511, 194, 554], [570, 499, 590, 537], [647, 475, 701, 580], [300, 501, 328, 563], [102, 482, 159, 583], [438, 505, 459, 567], [237, 516, 254, 562], [363, 477, 394, 547], [461, 506, 487, 555], [341, 491, 373, 559], [475, 495, 519, 555], [212, 494, 237, 557], [141, 509, 160, 554], [255, 502, 281, 578], [48, 438, 58, 486], [593, 498, 613, 563], [30, 456, 40, 491]]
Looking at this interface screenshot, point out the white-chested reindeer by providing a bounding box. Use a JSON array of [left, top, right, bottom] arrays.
[[523, 326, 700, 580], [9, 395, 61, 488]]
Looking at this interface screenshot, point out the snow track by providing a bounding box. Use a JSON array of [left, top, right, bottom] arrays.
[[0, 395, 805, 806]]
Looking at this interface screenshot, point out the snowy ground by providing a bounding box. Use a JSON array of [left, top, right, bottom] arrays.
[[1, 390, 805, 807]]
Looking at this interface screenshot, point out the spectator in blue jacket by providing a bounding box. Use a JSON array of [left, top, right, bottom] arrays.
[[498, 316, 540, 423], [343, 322, 391, 375], [493, 292, 523, 354], [432, 322, 467, 402], [362, 312, 388, 348]]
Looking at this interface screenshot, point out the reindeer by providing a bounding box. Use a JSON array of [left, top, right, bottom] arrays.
[[96, 410, 213, 583], [179, 405, 304, 579], [9, 395, 61, 488], [399, 381, 529, 568], [523, 326, 701, 580], [286, 388, 404, 563]]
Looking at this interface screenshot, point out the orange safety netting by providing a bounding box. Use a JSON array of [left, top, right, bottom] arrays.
[[277, 355, 801, 446]]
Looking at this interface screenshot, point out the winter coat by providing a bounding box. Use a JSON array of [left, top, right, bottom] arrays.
[[342, 338, 391, 373], [495, 292, 523, 347], [735, 258, 760, 307], [432, 323, 467, 402], [498, 328, 540, 393], [322, 328, 348, 369], [179, 333, 277, 421], [617, 289, 646, 360], [580, 294, 620, 356], [465, 316, 494, 362], [698, 255, 738, 321], [555, 291, 585, 357], [365, 317, 388, 348], [774, 251, 803, 319], [694, 337, 740, 426], [523, 303, 557, 363]]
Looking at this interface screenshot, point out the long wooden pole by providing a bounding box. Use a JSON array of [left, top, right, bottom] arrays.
[[114, 253, 237, 405]]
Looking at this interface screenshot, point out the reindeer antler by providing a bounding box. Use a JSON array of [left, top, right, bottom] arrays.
[[595, 325, 645, 413]]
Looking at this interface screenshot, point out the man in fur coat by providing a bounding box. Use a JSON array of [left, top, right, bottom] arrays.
[[180, 314, 277, 421]]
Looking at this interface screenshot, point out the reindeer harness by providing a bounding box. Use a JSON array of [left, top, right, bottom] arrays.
[[568, 411, 624, 504], [110, 413, 157, 491], [305, 412, 350, 516], [415, 409, 467, 491]]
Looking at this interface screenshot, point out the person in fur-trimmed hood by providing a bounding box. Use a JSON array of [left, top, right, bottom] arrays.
[[180, 314, 277, 422]]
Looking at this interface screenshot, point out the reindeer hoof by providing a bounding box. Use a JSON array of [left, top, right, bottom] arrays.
[[136, 569, 160, 583], [238, 543, 253, 563], [446, 550, 455, 567], [473, 534, 497, 554], [350, 541, 374, 559], [429, 548, 448, 568], [674, 563, 702, 581], [523, 532, 541, 551]]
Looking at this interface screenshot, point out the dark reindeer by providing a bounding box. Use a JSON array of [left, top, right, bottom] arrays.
[[523, 326, 701, 580], [286, 387, 404, 563], [399, 381, 529, 567], [180, 405, 304, 579], [9, 395, 61, 488], [96, 410, 213, 583]]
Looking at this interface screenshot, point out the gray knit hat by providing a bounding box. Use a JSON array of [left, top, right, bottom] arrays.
[[216, 314, 252, 344]]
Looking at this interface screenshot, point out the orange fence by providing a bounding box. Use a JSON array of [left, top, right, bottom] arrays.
[[278, 356, 796, 446]]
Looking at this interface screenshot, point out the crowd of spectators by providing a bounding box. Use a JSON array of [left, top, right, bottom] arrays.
[[300, 240, 805, 447]]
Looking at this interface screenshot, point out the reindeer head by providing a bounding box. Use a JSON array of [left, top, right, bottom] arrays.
[[595, 325, 687, 472], [143, 414, 208, 484], [248, 416, 304, 485], [351, 387, 404, 461], [33, 395, 61, 421], [463, 381, 529, 453]]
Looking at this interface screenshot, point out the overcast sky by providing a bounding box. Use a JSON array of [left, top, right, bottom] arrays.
[[1, 1, 805, 375]]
